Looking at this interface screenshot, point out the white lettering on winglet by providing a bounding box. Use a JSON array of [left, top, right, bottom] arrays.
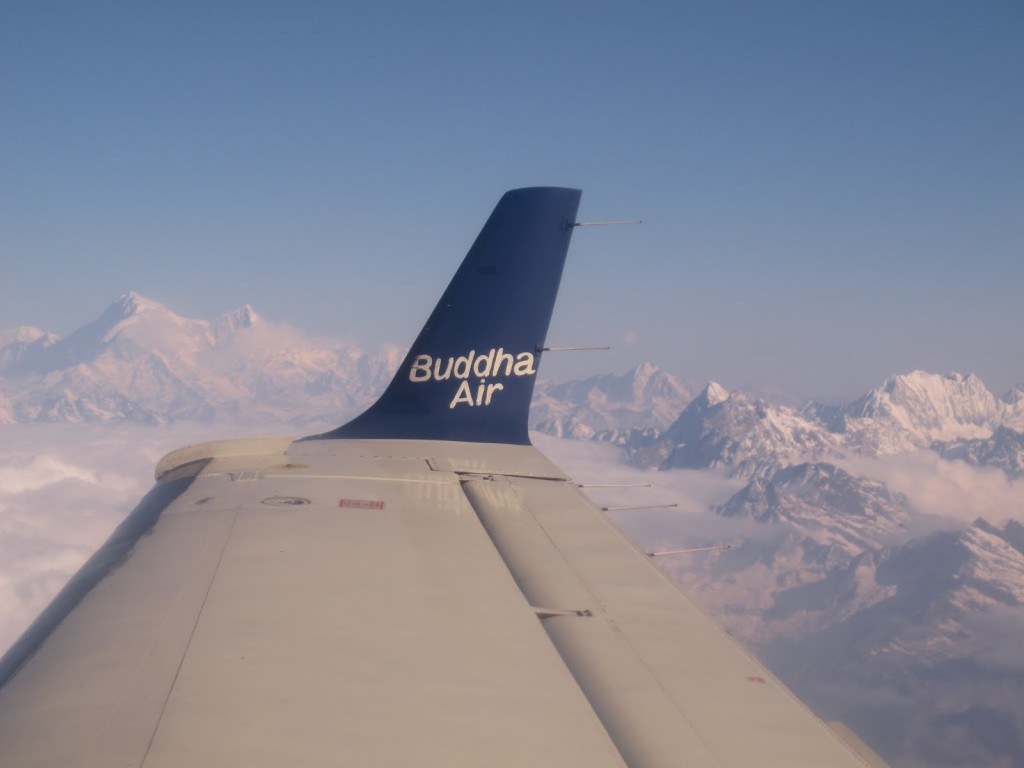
[[407, 348, 536, 409]]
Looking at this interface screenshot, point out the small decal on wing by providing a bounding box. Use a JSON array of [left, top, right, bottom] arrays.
[[339, 498, 386, 510], [261, 496, 312, 506]]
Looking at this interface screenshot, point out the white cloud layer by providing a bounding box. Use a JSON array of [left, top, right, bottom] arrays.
[[836, 449, 1024, 529], [1, 425, 1022, 767], [533, 432, 759, 551], [0, 428, 743, 655], [0, 421, 297, 653]]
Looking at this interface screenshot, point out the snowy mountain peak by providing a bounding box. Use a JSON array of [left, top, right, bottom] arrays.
[[881, 370, 989, 402], [933, 426, 1024, 479], [637, 386, 838, 477], [717, 461, 911, 534], [106, 292, 163, 321], [0, 326, 60, 375], [53, 293, 200, 365], [0, 294, 402, 425], [76, 293, 192, 353], [212, 305, 262, 342], [220, 304, 261, 329], [531, 363, 696, 440], [813, 370, 1001, 454], [700, 381, 730, 408], [865, 370, 994, 429], [0, 326, 55, 346], [1001, 384, 1024, 432]]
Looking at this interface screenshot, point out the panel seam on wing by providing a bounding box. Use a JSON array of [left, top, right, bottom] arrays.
[[139, 505, 243, 765]]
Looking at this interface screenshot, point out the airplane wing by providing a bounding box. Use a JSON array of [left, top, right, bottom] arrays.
[[0, 188, 884, 767]]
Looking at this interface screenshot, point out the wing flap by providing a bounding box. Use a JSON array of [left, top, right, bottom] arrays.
[[462, 470, 872, 768]]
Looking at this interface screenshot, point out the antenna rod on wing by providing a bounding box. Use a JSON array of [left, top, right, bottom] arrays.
[[647, 544, 733, 558], [571, 220, 642, 227]]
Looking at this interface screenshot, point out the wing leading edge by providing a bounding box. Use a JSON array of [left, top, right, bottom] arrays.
[[0, 188, 882, 767]]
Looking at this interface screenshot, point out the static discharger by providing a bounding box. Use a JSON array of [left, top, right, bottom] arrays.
[[571, 219, 643, 228], [647, 544, 734, 558], [601, 503, 679, 512], [538, 345, 611, 353], [577, 483, 652, 489]]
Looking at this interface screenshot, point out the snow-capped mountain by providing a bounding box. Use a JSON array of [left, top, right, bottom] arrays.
[[0, 293, 402, 425], [623, 383, 839, 477], [530, 362, 696, 441], [662, 461, 1024, 767], [1, 301, 702, 436], [537, 369, 1024, 482], [757, 518, 1024, 768], [701, 461, 1024, 652], [932, 426, 1024, 479], [1001, 383, 1024, 431], [0, 326, 59, 375], [807, 372, 1024, 478], [717, 462, 911, 555], [770, 518, 1024, 766], [809, 371, 1002, 454], [7, 294, 1020, 485], [679, 462, 914, 642]]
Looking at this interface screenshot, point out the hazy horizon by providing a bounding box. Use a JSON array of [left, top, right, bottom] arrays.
[[2, 286, 1020, 406], [3, 2, 1021, 399]]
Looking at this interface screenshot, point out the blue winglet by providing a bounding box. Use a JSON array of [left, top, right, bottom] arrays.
[[310, 187, 582, 445]]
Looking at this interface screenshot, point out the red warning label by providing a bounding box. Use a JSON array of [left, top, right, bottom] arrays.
[[339, 498, 385, 510]]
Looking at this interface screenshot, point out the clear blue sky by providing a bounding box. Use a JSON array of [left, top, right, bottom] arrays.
[[2, 1, 1022, 399]]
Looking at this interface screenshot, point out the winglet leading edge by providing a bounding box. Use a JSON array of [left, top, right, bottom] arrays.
[[310, 187, 582, 445]]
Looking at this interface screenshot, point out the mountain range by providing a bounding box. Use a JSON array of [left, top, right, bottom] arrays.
[[615, 374, 1024, 482], [4, 294, 1022, 475], [3, 293, 1023, 767], [0, 293, 401, 426], [1, 295, 702, 437], [530, 361, 697, 441], [664, 462, 1024, 766]]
